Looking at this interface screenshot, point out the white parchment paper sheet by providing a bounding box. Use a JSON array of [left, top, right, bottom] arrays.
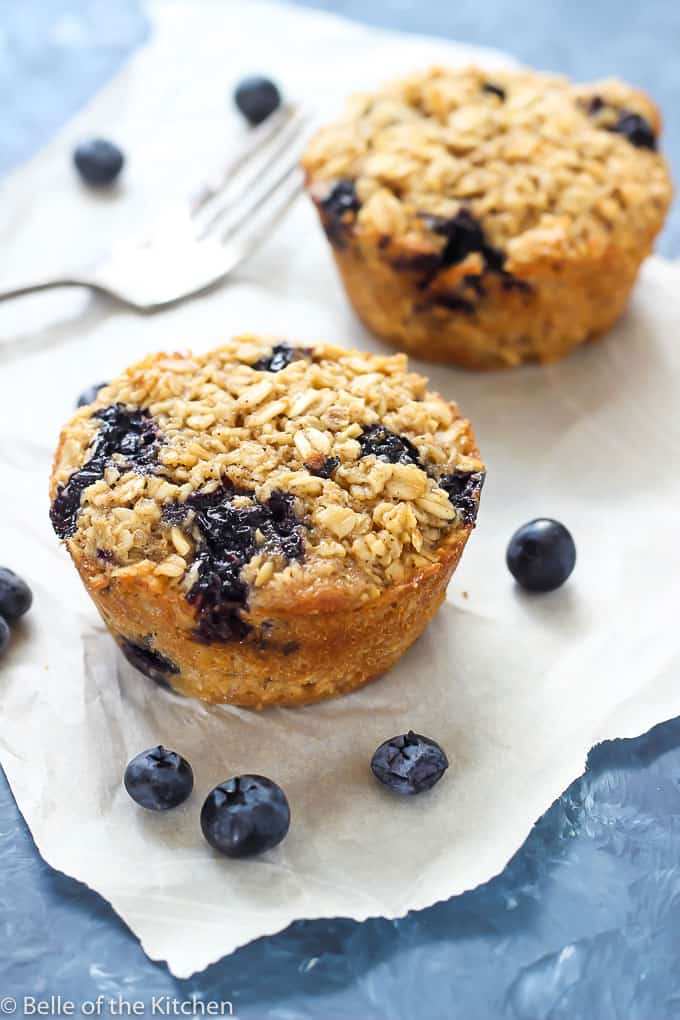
[[1, 0, 679, 979]]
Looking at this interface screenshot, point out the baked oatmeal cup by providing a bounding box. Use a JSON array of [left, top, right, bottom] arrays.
[[302, 66, 673, 369], [50, 337, 484, 706]]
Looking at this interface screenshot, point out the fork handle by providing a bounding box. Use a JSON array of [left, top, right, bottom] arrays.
[[0, 276, 93, 301]]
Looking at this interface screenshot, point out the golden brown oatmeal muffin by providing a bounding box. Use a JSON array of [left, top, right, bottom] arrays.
[[49, 337, 484, 706], [302, 66, 673, 369]]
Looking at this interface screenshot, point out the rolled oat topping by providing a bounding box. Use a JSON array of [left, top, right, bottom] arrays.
[[51, 337, 483, 607], [302, 66, 670, 267]]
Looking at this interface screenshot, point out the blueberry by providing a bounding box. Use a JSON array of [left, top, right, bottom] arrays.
[[321, 180, 361, 221], [438, 469, 485, 525], [424, 209, 486, 266], [119, 637, 179, 689], [420, 209, 506, 280], [201, 775, 290, 857], [234, 76, 281, 126], [252, 343, 310, 373], [506, 518, 576, 592], [175, 482, 304, 643], [0, 568, 33, 622], [358, 424, 423, 468], [124, 746, 193, 811], [481, 82, 506, 100], [319, 180, 361, 246], [586, 95, 605, 114], [305, 455, 340, 479], [371, 731, 449, 795], [0, 616, 9, 657], [76, 382, 108, 408], [73, 138, 124, 187], [612, 112, 656, 150], [50, 404, 160, 540]]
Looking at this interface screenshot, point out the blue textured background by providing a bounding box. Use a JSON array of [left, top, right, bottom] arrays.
[[2, 2, 679, 1016]]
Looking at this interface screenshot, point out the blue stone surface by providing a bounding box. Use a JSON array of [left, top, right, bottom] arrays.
[[2, 1, 680, 1015]]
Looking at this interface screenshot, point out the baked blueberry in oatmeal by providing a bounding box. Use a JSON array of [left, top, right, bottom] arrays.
[[119, 637, 180, 689], [252, 343, 311, 373], [319, 180, 361, 246], [174, 482, 304, 642], [49, 336, 484, 706], [302, 66, 672, 368], [50, 404, 160, 539], [357, 424, 423, 468]]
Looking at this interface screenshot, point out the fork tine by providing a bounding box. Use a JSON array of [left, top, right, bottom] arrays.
[[189, 102, 300, 216], [204, 149, 302, 245], [193, 109, 311, 240], [219, 166, 304, 270]]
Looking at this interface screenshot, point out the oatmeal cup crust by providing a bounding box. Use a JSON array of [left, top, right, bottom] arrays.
[[302, 66, 673, 369], [50, 336, 484, 706]]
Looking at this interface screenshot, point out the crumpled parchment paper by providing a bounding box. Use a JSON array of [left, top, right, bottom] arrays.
[[1, 0, 679, 979]]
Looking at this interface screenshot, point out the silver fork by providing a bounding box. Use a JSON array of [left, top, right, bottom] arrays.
[[0, 105, 309, 310]]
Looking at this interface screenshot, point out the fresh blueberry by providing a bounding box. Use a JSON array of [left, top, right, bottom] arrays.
[[371, 731, 449, 795], [506, 518, 576, 592], [200, 775, 290, 857], [0, 568, 33, 622], [234, 76, 281, 126], [76, 382, 108, 408], [124, 746, 193, 811], [0, 616, 9, 657], [73, 138, 124, 187], [612, 112, 656, 150]]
